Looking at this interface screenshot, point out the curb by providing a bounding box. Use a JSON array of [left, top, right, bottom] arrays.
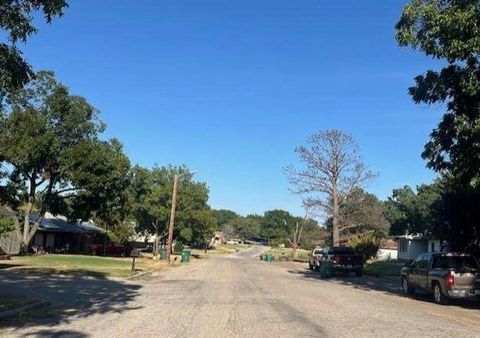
[[0, 301, 50, 320], [125, 267, 165, 281]]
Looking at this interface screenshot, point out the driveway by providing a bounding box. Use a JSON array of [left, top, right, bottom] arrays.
[[1, 246, 480, 337]]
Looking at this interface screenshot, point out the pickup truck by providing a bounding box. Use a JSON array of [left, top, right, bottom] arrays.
[[324, 247, 364, 277], [401, 252, 480, 304]]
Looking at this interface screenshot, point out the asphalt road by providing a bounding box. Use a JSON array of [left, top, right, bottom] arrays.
[[2, 246, 480, 337]]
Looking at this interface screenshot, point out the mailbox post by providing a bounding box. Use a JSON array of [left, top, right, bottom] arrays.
[[130, 248, 140, 273]]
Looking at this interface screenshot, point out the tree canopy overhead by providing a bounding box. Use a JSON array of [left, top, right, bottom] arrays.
[[0, 71, 130, 250], [396, 0, 480, 253], [396, 0, 480, 186], [0, 1, 68, 95]]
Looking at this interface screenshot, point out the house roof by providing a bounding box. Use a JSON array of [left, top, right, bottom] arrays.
[[395, 233, 439, 241], [395, 234, 425, 240], [380, 239, 398, 250], [31, 213, 104, 234]]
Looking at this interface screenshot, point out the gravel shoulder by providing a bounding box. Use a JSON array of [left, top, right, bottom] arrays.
[[2, 246, 479, 337]]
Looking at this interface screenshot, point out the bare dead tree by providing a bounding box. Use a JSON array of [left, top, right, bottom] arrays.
[[288, 221, 304, 259], [285, 130, 375, 247]]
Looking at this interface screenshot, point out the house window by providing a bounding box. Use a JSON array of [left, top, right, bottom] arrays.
[[400, 240, 408, 253], [431, 242, 435, 253]]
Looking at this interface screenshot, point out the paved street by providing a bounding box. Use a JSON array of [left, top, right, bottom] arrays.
[[2, 246, 480, 337]]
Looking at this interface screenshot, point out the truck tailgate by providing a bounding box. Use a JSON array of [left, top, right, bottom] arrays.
[[454, 272, 480, 289]]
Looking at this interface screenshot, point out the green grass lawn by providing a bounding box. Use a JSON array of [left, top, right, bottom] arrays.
[[364, 260, 405, 277], [1, 254, 169, 278], [265, 247, 310, 262], [190, 243, 252, 258]]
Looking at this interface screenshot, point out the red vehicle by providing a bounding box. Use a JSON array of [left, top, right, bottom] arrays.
[[90, 243, 134, 257], [325, 247, 364, 277]]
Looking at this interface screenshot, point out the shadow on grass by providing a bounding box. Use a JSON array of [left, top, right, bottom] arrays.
[[0, 268, 142, 333], [287, 267, 480, 310]]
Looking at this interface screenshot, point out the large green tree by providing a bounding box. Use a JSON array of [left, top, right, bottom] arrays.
[[396, 0, 480, 250], [131, 165, 215, 256], [212, 209, 238, 229], [260, 209, 296, 245], [223, 215, 261, 241], [0, 71, 128, 250], [0, 1, 68, 96], [384, 183, 441, 236]]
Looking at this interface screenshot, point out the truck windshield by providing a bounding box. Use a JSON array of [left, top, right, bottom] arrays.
[[432, 256, 480, 271]]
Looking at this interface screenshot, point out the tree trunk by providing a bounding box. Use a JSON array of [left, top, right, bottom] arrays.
[[153, 223, 160, 259], [21, 176, 37, 253], [332, 191, 340, 247], [22, 177, 55, 252]]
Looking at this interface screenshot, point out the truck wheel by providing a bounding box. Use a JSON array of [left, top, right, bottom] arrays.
[[402, 277, 415, 296], [433, 283, 449, 305]]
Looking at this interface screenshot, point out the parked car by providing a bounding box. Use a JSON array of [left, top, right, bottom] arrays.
[[324, 247, 364, 277], [308, 247, 326, 270], [89, 243, 134, 257], [401, 252, 480, 304]]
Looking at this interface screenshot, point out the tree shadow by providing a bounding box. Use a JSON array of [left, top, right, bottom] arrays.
[[287, 267, 480, 310], [0, 269, 143, 333], [23, 329, 88, 338], [0, 263, 22, 270]]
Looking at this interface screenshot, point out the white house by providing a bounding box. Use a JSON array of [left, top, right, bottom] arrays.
[[376, 239, 398, 261], [397, 234, 443, 260]]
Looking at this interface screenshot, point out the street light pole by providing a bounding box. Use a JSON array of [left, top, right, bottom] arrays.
[[166, 173, 179, 261]]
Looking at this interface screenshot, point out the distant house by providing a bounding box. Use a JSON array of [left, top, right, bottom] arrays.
[[30, 213, 105, 253], [376, 239, 398, 261], [396, 234, 443, 261], [210, 231, 224, 247]]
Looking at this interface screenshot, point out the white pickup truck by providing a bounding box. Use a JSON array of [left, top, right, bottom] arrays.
[[308, 247, 326, 270]]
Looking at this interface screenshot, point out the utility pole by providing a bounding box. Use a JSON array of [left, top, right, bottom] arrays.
[[166, 173, 179, 261]]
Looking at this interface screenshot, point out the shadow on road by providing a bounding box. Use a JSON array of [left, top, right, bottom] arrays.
[[23, 329, 89, 337], [0, 269, 142, 333], [287, 267, 480, 310]]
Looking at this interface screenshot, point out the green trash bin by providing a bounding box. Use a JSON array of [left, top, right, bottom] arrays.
[[266, 253, 273, 262], [159, 249, 167, 260], [319, 261, 333, 278], [181, 250, 191, 263]]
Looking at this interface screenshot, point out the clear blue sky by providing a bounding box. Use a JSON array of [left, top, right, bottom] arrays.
[[23, 0, 441, 216]]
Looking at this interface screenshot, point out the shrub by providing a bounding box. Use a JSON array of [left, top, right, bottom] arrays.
[[174, 243, 185, 253], [348, 233, 381, 263], [0, 217, 17, 237]]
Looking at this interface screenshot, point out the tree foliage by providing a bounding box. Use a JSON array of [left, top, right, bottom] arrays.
[[0, 71, 129, 249], [337, 188, 390, 242], [384, 183, 441, 236], [396, 0, 480, 186], [0, 1, 68, 95], [348, 233, 381, 263], [130, 165, 215, 253], [396, 0, 480, 251], [212, 209, 238, 229]]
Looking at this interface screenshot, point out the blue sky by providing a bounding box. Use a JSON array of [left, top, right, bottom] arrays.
[[22, 0, 441, 216]]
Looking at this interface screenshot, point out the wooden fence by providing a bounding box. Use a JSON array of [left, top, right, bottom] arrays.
[[0, 231, 21, 255]]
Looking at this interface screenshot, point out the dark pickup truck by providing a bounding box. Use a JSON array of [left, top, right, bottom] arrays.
[[401, 252, 480, 304], [324, 247, 364, 277]]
